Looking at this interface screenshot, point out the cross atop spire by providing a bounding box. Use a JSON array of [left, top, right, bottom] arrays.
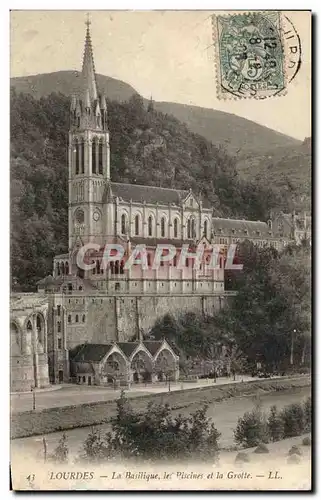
[[85, 12, 91, 28], [81, 14, 97, 102]]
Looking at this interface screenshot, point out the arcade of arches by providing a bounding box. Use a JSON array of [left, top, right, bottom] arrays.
[[10, 308, 50, 392], [70, 340, 179, 386]]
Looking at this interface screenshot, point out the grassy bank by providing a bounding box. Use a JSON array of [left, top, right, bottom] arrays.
[[11, 376, 311, 439]]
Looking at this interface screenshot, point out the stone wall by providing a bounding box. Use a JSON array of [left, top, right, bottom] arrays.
[[62, 293, 227, 348]]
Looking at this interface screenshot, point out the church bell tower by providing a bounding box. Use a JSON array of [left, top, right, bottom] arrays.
[[68, 17, 110, 254]]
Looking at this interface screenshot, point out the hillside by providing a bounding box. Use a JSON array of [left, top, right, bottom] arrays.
[[236, 140, 311, 212], [10, 90, 286, 290], [10, 71, 300, 157], [153, 101, 300, 156], [10, 71, 139, 103]]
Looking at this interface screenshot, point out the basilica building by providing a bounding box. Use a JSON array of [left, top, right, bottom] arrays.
[[10, 20, 311, 392]]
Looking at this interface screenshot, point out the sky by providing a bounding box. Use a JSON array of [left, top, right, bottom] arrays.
[[10, 10, 311, 140]]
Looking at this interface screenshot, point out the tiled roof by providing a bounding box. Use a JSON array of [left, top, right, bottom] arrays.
[[143, 341, 163, 356], [117, 342, 139, 357], [212, 218, 270, 237], [110, 182, 189, 206], [70, 341, 176, 362], [71, 343, 113, 362]]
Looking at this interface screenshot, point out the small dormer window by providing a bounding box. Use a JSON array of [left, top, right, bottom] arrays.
[[256, 230, 261, 236], [190, 198, 193, 207], [244, 229, 248, 235], [268, 219, 272, 229], [232, 228, 236, 234]]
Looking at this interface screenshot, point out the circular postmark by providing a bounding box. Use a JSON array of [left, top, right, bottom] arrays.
[[281, 15, 302, 84], [214, 11, 301, 99]]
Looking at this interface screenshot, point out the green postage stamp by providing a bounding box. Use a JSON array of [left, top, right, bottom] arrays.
[[213, 11, 286, 99]]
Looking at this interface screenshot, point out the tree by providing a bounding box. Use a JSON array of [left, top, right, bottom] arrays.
[[50, 433, 69, 463], [211, 241, 311, 371]]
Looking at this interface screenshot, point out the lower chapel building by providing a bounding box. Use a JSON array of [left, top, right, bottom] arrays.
[[10, 20, 311, 392]]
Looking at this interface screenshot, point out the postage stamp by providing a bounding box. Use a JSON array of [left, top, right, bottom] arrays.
[[213, 11, 286, 99]]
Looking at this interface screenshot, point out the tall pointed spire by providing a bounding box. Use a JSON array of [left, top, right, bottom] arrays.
[[81, 14, 98, 102]]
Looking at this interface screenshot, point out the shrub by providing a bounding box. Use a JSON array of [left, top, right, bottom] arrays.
[[288, 445, 302, 456], [302, 436, 311, 446], [253, 443, 269, 454], [50, 433, 69, 463], [303, 397, 311, 432], [78, 392, 221, 463], [287, 454, 301, 464], [280, 403, 305, 438], [234, 404, 269, 448], [235, 452, 250, 464], [267, 405, 284, 442], [78, 427, 113, 463]]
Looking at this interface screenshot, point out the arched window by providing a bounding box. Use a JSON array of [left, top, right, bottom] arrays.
[[98, 140, 103, 175], [75, 141, 79, 175], [187, 218, 196, 239], [81, 139, 85, 174], [61, 262, 65, 275], [268, 219, 272, 230], [56, 262, 60, 276], [191, 218, 195, 239], [147, 253, 152, 267], [75, 209, 84, 223], [173, 254, 177, 267], [57, 321, 61, 333], [120, 261, 124, 274], [82, 315, 86, 323], [68, 315, 71, 323], [204, 220, 208, 239], [161, 217, 165, 238], [148, 215, 153, 236], [75, 315, 79, 323], [135, 215, 140, 236], [92, 138, 97, 174], [121, 214, 127, 235], [96, 260, 101, 274], [65, 261, 69, 275], [174, 218, 178, 238], [187, 219, 191, 239]]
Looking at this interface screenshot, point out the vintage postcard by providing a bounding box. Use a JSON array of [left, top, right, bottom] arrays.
[[10, 10, 311, 491]]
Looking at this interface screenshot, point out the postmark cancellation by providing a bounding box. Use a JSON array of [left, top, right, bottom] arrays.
[[212, 11, 299, 100]]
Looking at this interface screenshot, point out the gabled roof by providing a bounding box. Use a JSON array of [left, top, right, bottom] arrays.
[[71, 343, 113, 362], [110, 182, 189, 206], [70, 341, 178, 363], [117, 342, 139, 357], [143, 340, 163, 356]]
